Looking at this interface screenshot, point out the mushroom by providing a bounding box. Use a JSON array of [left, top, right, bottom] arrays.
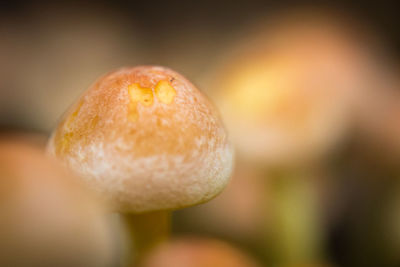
[[211, 9, 375, 166], [208, 8, 378, 265], [141, 237, 261, 267], [46, 65, 234, 263], [0, 139, 118, 267]]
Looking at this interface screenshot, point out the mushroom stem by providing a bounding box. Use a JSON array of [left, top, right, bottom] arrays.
[[266, 168, 324, 265], [123, 210, 171, 265]]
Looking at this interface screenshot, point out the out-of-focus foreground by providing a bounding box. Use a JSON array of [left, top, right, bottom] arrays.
[[1, 1, 400, 267]]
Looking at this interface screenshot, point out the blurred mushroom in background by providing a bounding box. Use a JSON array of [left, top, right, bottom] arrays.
[[141, 237, 261, 267], [0, 138, 120, 267], [210, 8, 379, 166], [204, 7, 387, 266]]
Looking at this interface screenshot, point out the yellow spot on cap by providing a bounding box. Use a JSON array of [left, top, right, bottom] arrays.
[[128, 83, 154, 107], [128, 102, 139, 122], [155, 80, 176, 104]]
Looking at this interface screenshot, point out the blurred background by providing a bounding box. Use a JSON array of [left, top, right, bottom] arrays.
[[1, 0, 400, 266]]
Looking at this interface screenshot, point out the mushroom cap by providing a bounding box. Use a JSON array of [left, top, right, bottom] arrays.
[[141, 237, 260, 267], [47, 66, 233, 213], [212, 12, 372, 166], [0, 140, 117, 267]]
